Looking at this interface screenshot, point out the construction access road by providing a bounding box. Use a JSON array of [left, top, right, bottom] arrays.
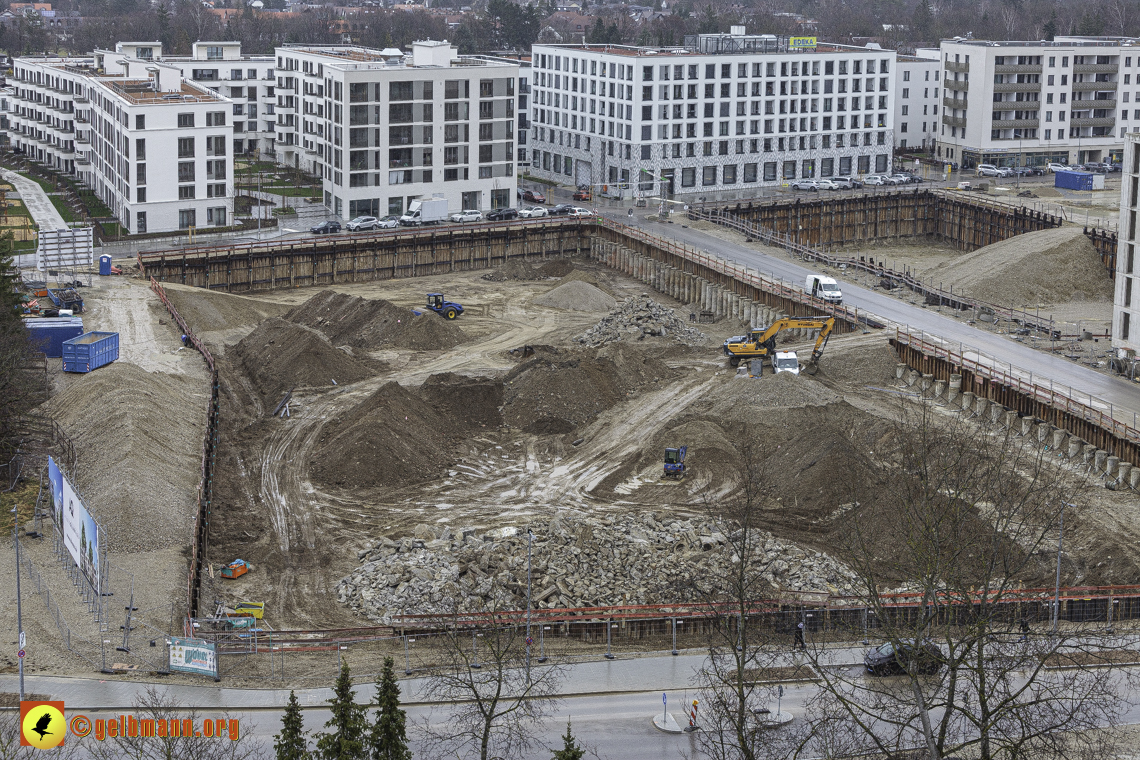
[[607, 209, 1140, 426]]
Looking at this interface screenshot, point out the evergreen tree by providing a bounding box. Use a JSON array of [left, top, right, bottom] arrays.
[[551, 718, 585, 760], [1044, 10, 1058, 40], [912, 0, 935, 42], [368, 657, 412, 760], [0, 231, 20, 317], [274, 690, 310, 760], [315, 663, 367, 760]]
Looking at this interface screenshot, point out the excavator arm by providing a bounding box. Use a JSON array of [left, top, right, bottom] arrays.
[[723, 316, 837, 370]]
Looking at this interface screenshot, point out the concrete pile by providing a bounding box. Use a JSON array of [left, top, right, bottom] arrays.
[[576, 297, 706, 347], [336, 512, 861, 623]]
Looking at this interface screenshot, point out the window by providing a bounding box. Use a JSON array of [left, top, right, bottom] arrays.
[[390, 81, 414, 101], [178, 185, 196, 200], [206, 111, 226, 126], [178, 209, 196, 229], [136, 212, 147, 233], [207, 207, 227, 226], [177, 113, 195, 128], [135, 114, 145, 130], [178, 138, 195, 158], [702, 166, 717, 185], [178, 162, 195, 182], [681, 167, 696, 186], [135, 139, 146, 160], [136, 164, 146, 185], [136, 187, 146, 203], [722, 164, 736, 183]]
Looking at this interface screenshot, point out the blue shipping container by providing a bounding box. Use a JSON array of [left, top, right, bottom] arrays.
[[1054, 170, 1095, 191], [62, 331, 119, 373], [24, 317, 84, 358]]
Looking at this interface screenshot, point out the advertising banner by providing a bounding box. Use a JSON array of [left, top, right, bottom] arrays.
[[790, 36, 818, 48], [169, 637, 218, 678], [47, 456, 101, 593]]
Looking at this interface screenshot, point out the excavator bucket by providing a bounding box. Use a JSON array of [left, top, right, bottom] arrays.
[[802, 360, 820, 376]]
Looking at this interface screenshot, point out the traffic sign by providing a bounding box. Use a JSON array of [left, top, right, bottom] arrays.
[[19, 632, 25, 649], [526, 637, 532, 646], [663, 692, 667, 705], [17, 649, 25, 659]]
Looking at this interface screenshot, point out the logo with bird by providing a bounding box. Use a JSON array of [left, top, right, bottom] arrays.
[[20, 701, 66, 749]]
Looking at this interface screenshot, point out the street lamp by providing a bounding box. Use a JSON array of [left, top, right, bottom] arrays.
[[1052, 503, 1074, 637], [12, 503, 24, 700], [525, 528, 533, 684]]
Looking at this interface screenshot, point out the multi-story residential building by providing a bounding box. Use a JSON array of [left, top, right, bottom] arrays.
[[894, 49, 940, 151], [9, 49, 234, 234], [1114, 131, 1140, 361], [937, 36, 1136, 170], [158, 42, 277, 160], [271, 41, 519, 219], [530, 30, 897, 201]]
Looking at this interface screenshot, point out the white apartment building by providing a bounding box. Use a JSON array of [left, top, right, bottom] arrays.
[[894, 50, 940, 151], [937, 36, 1140, 170], [159, 42, 277, 160], [272, 41, 519, 219], [9, 50, 234, 234], [530, 31, 897, 201], [1114, 131, 1140, 358]]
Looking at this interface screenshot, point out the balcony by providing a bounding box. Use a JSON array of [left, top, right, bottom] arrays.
[[1072, 80, 1117, 92], [75, 132, 89, 144], [1072, 98, 1117, 110], [994, 64, 1043, 74], [943, 96, 968, 110], [993, 81, 1041, 93], [943, 114, 967, 128], [1070, 116, 1116, 128], [73, 94, 88, 103], [945, 78, 969, 92], [74, 114, 88, 124], [945, 60, 970, 73], [74, 154, 90, 165], [991, 118, 1040, 129], [1074, 63, 1118, 74]]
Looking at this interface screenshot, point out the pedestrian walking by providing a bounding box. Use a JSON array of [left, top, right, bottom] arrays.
[[794, 621, 806, 650], [1019, 618, 1030, 642]]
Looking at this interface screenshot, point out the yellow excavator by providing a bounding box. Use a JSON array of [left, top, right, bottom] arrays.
[[722, 316, 836, 375]]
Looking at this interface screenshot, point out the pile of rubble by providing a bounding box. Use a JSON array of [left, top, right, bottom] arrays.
[[576, 296, 706, 347], [336, 512, 861, 623]]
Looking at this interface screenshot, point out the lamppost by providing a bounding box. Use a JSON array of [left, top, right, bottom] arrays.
[[12, 503, 24, 700], [525, 528, 533, 684], [1052, 503, 1074, 637]]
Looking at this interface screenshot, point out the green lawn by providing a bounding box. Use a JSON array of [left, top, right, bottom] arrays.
[[253, 185, 322, 198], [18, 171, 57, 192], [48, 194, 80, 223]]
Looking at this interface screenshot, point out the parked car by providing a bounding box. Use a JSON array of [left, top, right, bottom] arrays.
[[864, 641, 944, 676], [485, 207, 519, 221], [1083, 162, 1110, 173], [832, 176, 862, 189], [521, 189, 546, 203], [863, 175, 888, 186], [346, 215, 380, 231], [1107, 162, 1123, 172], [518, 205, 548, 218], [976, 164, 1012, 177], [566, 206, 593, 216], [817, 179, 840, 190], [549, 203, 575, 216], [891, 173, 917, 184], [309, 220, 341, 234], [450, 209, 484, 223], [790, 179, 820, 191], [1047, 162, 1071, 173], [377, 215, 400, 229], [573, 187, 593, 201]]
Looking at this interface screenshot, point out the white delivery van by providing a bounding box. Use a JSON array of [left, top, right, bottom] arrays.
[[806, 274, 843, 304], [399, 197, 448, 226]]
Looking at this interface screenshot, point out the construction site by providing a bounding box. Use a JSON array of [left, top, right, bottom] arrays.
[[8, 189, 1140, 684]]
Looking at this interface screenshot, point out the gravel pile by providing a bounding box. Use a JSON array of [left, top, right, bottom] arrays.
[[577, 297, 706, 347], [534, 280, 617, 312], [336, 512, 861, 622]]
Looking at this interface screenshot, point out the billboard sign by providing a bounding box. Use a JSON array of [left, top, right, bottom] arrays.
[[790, 36, 818, 48], [37, 227, 94, 271], [47, 457, 101, 593], [169, 637, 218, 678]]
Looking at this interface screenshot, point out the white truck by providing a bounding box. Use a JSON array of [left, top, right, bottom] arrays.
[[805, 274, 843, 304], [773, 351, 801, 375], [399, 197, 448, 226]]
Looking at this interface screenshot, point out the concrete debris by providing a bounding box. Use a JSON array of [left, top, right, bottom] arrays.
[[336, 511, 860, 623], [576, 296, 706, 347]]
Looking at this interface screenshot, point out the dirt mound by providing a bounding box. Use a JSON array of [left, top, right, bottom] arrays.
[[285, 290, 466, 351], [534, 280, 617, 312], [934, 226, 1112, 305], [418, 373, 504, 428], [713, 372, 842, 410], [578, 296, 706, 347], [232, 318, 377, 403], [162, 284, 287, 333], [502, 344, 675, 433], [814, 340, 902, 384], [42, 363, 208, 553], [537, 258, 575, 277], [310, 381, 459, 489], [481, 258, 545, 282]]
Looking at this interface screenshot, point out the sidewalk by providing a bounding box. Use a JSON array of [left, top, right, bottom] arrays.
[[2, 169, 66, 231]]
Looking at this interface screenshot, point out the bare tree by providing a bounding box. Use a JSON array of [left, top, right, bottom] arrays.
[[803, 398, 1130, 760], [416, 598, 566, 760]]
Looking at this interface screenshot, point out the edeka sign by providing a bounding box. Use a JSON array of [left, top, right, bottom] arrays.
[[169, 637, 218, 678], [790, 36, 818, 48]]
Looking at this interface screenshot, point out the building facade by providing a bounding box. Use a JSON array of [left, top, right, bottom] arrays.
[[530, 32, 897, 201], [10, 50, 234, 234], [937, 36, 1139, 170], [1114, 131, 1140, 359], [894, 50, 940, 151], [271, 41, 519, 219]]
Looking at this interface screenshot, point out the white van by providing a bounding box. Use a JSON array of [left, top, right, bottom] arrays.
[[806, 274, 843, 304]]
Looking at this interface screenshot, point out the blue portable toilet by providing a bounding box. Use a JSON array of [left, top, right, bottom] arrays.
[[99, 255, 112, 275]]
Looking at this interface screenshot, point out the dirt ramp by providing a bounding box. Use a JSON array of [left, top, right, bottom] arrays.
[[232, 317, 377, 403], [934, 226, 1112, 305], [162, 284, 288, 333], [42, 363, 207, 553], [310, 381, 458, 489], [286, 290, 466, 351], [502, 345, 675, 433], [418, 372, 504, 428]]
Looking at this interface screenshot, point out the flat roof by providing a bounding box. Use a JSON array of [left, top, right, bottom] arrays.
[[535, 40, 891, 58], [103, 79, 227, 104]]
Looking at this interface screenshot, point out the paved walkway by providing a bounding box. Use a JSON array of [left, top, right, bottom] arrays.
[[2, 169, 66, 231]]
